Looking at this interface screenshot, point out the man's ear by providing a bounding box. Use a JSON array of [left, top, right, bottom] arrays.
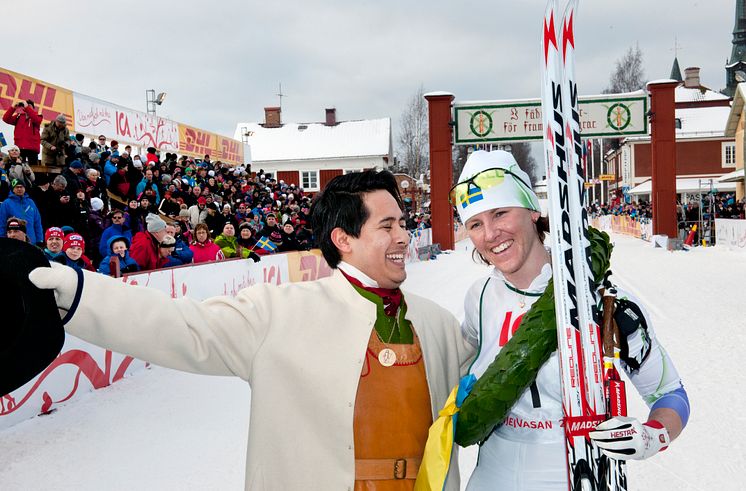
[[330, 227, 352, 256]]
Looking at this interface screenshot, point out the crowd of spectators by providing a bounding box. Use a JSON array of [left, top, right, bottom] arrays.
[[0, 112, 318, 276], [589, 193, 745, 222]]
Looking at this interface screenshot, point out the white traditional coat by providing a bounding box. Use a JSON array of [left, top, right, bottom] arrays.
[[64, 269, 474, 491]]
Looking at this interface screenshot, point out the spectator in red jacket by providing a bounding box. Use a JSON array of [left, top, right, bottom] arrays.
[[129, 213, 169, 271], [2, 100, 42, 164]]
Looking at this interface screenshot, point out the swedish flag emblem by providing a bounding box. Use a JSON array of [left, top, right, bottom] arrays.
[[256, 236, 278, 252], [459, 184, 483, 209]]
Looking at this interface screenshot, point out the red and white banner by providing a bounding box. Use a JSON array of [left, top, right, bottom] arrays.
[[0, 237, 433, 431], [74, 93, 179, 152]]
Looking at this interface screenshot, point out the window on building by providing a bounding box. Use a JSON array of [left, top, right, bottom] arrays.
[[302, 170, 319, 190], [343, 169, 364, 175], [263, 171, 275, 180], [723, 142, 737, 168]]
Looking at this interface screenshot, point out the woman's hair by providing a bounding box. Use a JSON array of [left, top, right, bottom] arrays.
[[472, 215, 550, 265], [193, 223, 212, 242]]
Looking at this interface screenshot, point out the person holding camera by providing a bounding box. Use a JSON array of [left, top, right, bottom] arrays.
[[2, 100, 43, 165], [41, 114, 70, 168], [4, 145, 36, 189]]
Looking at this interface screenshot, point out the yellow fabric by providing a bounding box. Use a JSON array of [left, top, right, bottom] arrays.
[[414, 384, 460, 491]]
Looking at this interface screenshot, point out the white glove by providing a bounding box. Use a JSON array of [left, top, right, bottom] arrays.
[[29, 262, 80, 316], [589, 416, 670, 461]]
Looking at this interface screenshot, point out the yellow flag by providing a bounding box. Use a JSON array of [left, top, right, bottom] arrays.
[[414, 385, 460, 491]]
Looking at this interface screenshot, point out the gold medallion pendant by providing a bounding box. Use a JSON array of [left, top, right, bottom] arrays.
[[378, 348, 397, 367]]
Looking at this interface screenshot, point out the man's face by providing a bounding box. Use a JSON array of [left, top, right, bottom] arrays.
[[140, 199, 150, 208], [341, 190, 408, 289], [12, 184, 25, 197], [111, 213, 125, 225], [52, 182, 65, 192], [56, 120, 66, 129], [98, 137, 106, 145], [7, 228, 26, 241], [46, 236, 63, 253], [145, 170, 153, 180], [165, 225, 176, 238]]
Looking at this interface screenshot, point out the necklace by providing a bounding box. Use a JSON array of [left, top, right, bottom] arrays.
[[376, 308, 401, 367], [503, 281, 543, 309]]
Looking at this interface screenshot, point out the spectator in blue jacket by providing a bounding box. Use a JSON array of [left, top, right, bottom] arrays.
[[98, 235, 140, 276], [0, 179, 44, 244], [165, 222, 193, 265], [136, 168, 160, 203], [99, 209, 133, 259]]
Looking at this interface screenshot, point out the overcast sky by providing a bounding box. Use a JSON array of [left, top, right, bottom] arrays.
[[2, 0, 737, 147]]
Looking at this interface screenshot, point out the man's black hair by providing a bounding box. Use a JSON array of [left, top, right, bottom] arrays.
[[310, 169, 403, 268]]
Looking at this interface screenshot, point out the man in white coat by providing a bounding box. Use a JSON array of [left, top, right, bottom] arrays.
[[29, 170, 474, 491]]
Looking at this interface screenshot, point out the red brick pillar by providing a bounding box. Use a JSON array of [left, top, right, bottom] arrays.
[[647, 81, 678, 238], [425, 92, 455, 251]]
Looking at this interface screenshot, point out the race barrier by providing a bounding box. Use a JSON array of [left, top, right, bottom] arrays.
[[715, 219, 746, 252], [1, 234, 432, 431], [591, 215, 652, 242], [0, 66, 246, 166]]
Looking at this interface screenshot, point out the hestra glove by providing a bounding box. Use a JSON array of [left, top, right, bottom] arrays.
[[589, 416, 670, 461]]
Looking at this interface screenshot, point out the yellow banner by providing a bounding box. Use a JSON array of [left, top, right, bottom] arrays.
[[285, 250, 333, 283], [0, 67, 74, 129], [178, 124, 244, 166]]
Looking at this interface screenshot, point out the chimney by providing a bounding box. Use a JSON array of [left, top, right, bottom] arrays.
[[683, 67, 701, 88], [325, 108, 337, 126], [264, 107, 281, 128]]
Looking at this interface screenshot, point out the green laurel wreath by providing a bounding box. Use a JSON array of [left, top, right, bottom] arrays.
[[455, 227, 613, 447]]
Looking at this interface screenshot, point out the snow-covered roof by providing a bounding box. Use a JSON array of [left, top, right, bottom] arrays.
[[675, 106, 731, 137], [625, 104, 731, 141], [718, 169, 745, 183], [675, 85, 730, 103], [234, 118, 391, 162]]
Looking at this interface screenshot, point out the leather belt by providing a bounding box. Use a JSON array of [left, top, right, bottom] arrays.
[[355, 457, 421, 480]]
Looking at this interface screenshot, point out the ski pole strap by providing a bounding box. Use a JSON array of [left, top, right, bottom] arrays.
[[414, 374, 475, 491]]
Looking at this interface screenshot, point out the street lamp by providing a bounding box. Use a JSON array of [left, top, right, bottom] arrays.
[[146, 89, 167, 116]]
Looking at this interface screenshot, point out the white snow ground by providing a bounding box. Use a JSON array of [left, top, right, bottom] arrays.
[[0, 233, 744, 490]]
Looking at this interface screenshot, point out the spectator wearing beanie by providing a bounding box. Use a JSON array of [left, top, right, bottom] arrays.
[[99, 209, 133, 259], [236, 222, 261, 262], [98, 235, 139, 276], [6, 145, 36, 189], [188, 196, 209, 229], [43, 226, 66, 261], [258, 212, 283, 248], [130, 213, 169, 271], [62, 159, 86, 196], [164, 222, 193, 265], [55, 233, 95, 272], [87, 197, 106, 264], [158, 234, 181, 268], [189, 222, 224, 264], [0, 179, 43, 245], [5, 217, 28, 242], [278, 220, 301, 253]]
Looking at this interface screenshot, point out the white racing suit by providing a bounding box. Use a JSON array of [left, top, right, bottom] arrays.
[[462, 264, 688, 490]]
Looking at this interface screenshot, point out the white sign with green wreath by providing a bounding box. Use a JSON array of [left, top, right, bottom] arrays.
[[454, 91, 648, 144]]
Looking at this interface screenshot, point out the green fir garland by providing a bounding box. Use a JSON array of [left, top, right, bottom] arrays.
[[455, 227, 613, 447]]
